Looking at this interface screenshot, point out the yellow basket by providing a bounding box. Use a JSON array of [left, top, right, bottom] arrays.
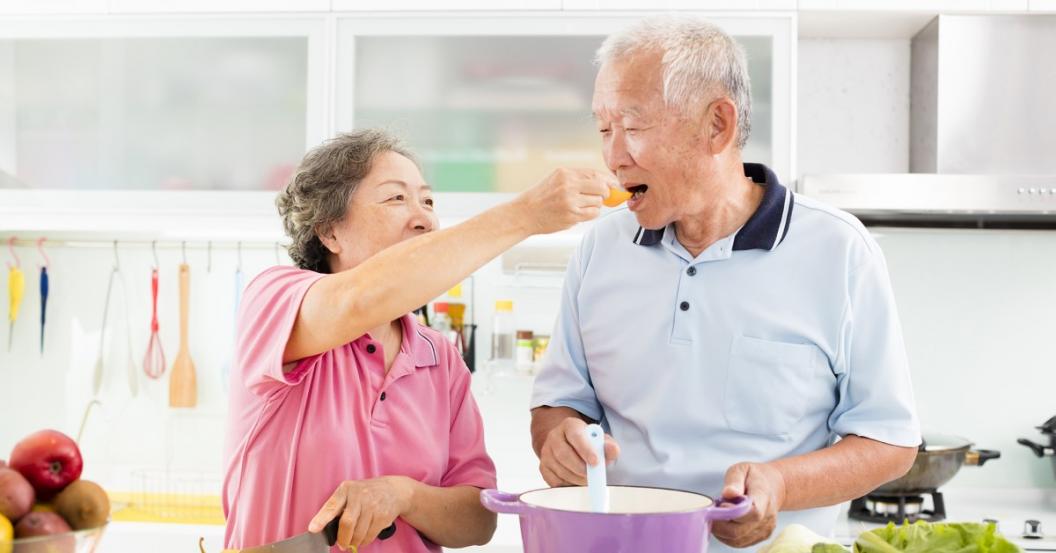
[[109, 470, 224, 525]]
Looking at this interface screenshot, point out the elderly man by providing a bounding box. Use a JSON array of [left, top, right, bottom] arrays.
[[530, 16, 921, 551]]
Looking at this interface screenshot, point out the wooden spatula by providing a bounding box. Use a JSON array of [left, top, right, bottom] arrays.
[[169, 263, 197, 408]]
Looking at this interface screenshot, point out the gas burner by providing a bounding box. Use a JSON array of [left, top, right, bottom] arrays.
[[849, 491, 946, 524]]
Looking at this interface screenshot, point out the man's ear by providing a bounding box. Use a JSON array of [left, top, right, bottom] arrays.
[[705, 96, 739, 156]]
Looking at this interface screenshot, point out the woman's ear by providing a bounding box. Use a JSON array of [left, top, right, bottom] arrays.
[[316, 223, 341, 255]]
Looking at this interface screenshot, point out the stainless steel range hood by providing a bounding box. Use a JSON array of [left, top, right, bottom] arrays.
[[801, 15, 1056, 228], [801, 174, 1056, 228]]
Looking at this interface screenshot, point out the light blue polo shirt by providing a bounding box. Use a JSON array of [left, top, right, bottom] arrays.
[[530, 163, 921, 552]]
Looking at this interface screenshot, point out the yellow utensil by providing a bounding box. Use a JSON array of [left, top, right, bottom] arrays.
[[603, 187, 632, 207], [8, 265, 24, 352]]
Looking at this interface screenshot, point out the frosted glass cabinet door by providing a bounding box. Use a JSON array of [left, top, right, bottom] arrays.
[[0, 20, 323, 191], [337, 16, 791, 194]]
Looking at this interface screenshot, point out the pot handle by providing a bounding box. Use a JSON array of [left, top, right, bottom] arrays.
[[965, 449, 1001, 466], [1017, 439, 1055, 458], [481, 489, 529, 515], [704, 495, 753, 521]]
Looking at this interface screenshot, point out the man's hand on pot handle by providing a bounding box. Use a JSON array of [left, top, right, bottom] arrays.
[[712, 462, 787, 548]]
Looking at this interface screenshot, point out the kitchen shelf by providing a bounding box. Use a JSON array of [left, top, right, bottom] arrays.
[[0, 188, 593, 248], [0, 189, 284, 242]]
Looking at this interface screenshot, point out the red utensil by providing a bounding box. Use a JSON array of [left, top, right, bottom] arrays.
[[143, 267, 165, 379]]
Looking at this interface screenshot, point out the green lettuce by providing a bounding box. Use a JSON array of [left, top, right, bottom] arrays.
[[853, 521, 1020, 553]]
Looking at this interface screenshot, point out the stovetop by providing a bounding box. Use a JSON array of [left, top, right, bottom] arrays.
[[849, 490, 946, 524], [834, 488, 1056, 551]]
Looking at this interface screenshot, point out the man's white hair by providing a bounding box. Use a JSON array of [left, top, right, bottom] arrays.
[[596, 16, 752, 149]]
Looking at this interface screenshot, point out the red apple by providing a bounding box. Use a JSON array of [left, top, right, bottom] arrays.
[[0, 467, 35, 521], [9, 430, 83, 500]]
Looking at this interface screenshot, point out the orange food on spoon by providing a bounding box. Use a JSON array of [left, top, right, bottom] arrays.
[[603, 187, 633, 207]]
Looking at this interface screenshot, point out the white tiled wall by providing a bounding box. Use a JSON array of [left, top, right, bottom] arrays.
[[797, 38, 912, 179], [877, 228, 1056, 489], [0, 243, 280, 489]]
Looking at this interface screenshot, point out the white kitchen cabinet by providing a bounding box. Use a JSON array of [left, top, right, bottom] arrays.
[[1, 10, 793, 235], [992, 0, 1033, 8], [0, 0, 107, 15], [106, 0, 330, 13], [332, 0, 563, 11], [0, 17, 328, 192], [798, 1, 1036, 38], [1030, 0, 1056, 11], [798, 0, 1029, 10], [335, 13, 796, 196], [562, 0, 796, 10]]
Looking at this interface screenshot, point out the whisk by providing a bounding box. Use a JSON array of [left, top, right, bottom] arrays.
[[143, 264, 165, 379]]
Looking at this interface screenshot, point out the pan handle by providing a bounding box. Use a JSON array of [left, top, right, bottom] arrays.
[[704, 495, 753, 522], [1018, 438, 1055, 458], [323, 517, 397, 545], [481, 489, 530, 515], [965, 449, 1001, 466]]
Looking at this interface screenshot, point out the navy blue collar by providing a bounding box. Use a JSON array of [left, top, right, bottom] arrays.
[[632, 163, 794, 252]]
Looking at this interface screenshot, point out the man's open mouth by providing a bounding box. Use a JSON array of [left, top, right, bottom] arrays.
[[626, 184, 648, 200]]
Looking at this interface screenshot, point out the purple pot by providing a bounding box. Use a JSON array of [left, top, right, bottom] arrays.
[[481, 486, 752, 553]]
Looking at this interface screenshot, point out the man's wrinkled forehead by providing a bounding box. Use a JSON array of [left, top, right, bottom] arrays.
[[592, 63, 665, 119], [591, 106, 643, 122]]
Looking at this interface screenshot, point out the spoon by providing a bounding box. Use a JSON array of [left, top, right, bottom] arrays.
[[584, 423, 609, 513]]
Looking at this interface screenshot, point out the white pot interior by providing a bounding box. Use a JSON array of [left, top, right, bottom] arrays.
[[519, 486, 714, 514]]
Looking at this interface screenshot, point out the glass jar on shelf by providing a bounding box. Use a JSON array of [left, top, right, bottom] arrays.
[[430, 302, 458, 345], [489, 300, 515, 376], [516, 330, 535, 374]]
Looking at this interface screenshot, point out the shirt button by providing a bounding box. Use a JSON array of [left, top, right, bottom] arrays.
[[686, 266, 697, 276], [366, 344, 376, 354], [380, 391, 387, 401], [680, 301, 690, 311]]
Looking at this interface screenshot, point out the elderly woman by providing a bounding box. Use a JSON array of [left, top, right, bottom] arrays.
[[222, 129, 612, 552]]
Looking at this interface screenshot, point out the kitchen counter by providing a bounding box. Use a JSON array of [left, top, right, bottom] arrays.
[[832, 488, 1056, 551], [99, 521, 524, 552], [102, 521, 224, 553], [94, 488, 1056, 552]]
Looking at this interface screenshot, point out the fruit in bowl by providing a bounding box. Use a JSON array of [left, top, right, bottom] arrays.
[[1, 513, 12, 553], [14, 511, 78, 553], [0, 469, 34, 522], [14, 511, 71, 538], [9, 431, 83, 501], [9, 523, 105, 553], [0, 431, 108, 553], [53, 481, 108, 531]]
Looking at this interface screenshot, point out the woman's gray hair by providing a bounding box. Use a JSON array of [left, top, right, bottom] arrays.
[[595, 16, 752, 149], [276, 129, 414, 273]]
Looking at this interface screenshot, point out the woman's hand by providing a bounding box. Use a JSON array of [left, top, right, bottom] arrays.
[[308, 476, 414, 551], [513, 168, 616, 235]]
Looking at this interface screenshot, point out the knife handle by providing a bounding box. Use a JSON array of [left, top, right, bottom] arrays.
[[324, 517, 398, 545]]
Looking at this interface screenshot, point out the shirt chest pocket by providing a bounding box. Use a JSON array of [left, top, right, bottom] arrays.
[[722, 335, 830, 438]]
